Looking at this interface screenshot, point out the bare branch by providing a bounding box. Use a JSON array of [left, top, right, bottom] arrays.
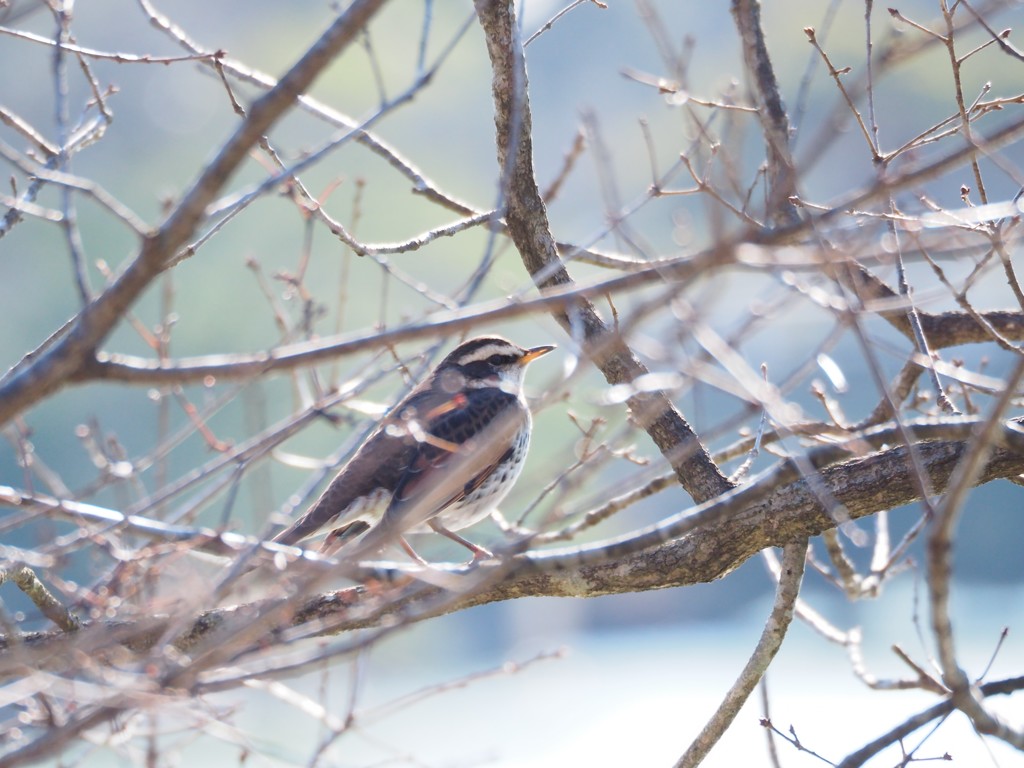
[[474, 0, 732, 504], [675, 539, 807, 767], [0, 0, 390, 427]]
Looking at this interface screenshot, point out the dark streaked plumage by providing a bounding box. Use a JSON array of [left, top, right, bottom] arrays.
[[273, 336, 554, 561]]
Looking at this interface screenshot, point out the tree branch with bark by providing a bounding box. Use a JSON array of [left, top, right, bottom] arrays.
[[1, 0, 1023, 765]]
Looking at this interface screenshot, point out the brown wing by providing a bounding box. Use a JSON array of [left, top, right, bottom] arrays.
[[272, 383, 453, 546]]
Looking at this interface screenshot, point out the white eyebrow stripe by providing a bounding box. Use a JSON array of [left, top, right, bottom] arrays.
[[458, 343, 520, 364]]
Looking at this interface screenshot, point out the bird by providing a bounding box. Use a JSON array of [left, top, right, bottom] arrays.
[[273, 335, 555, 562]]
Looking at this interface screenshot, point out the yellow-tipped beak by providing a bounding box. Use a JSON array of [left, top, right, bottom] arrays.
[[520, 344, 556, 365]]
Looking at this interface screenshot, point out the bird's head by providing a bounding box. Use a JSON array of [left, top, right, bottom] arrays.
[[435, 336, 555, 393]]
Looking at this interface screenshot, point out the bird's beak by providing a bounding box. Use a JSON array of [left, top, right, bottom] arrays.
[[520, 344, 556, 365]]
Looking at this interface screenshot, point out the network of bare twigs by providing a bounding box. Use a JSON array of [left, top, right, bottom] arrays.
[[1, 0, 1023, 766]]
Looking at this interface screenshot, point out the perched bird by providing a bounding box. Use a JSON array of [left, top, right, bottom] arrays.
[[273, 336, 554, 562]]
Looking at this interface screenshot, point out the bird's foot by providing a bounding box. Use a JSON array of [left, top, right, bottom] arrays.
[[463, 543, 494, 566]]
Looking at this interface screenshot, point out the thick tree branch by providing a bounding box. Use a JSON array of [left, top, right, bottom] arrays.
[[847, 264, 1024, 348], [474, 0, 731, 503], [7, 417, 1024, 664], [731, 0, 799, 225]]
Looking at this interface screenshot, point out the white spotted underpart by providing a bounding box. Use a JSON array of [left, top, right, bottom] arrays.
[[422, 420, 531, 532]]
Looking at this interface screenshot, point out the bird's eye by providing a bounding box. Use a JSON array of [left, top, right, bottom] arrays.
[[488, 354, 505, 366]]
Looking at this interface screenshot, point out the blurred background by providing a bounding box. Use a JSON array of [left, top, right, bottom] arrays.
[[1, 0, 1023, 764]]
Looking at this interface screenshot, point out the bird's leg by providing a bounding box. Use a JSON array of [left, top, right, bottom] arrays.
[[321, 523, 430, 570], [428, 519, 494, 562], [399, 536, 431, 566]]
